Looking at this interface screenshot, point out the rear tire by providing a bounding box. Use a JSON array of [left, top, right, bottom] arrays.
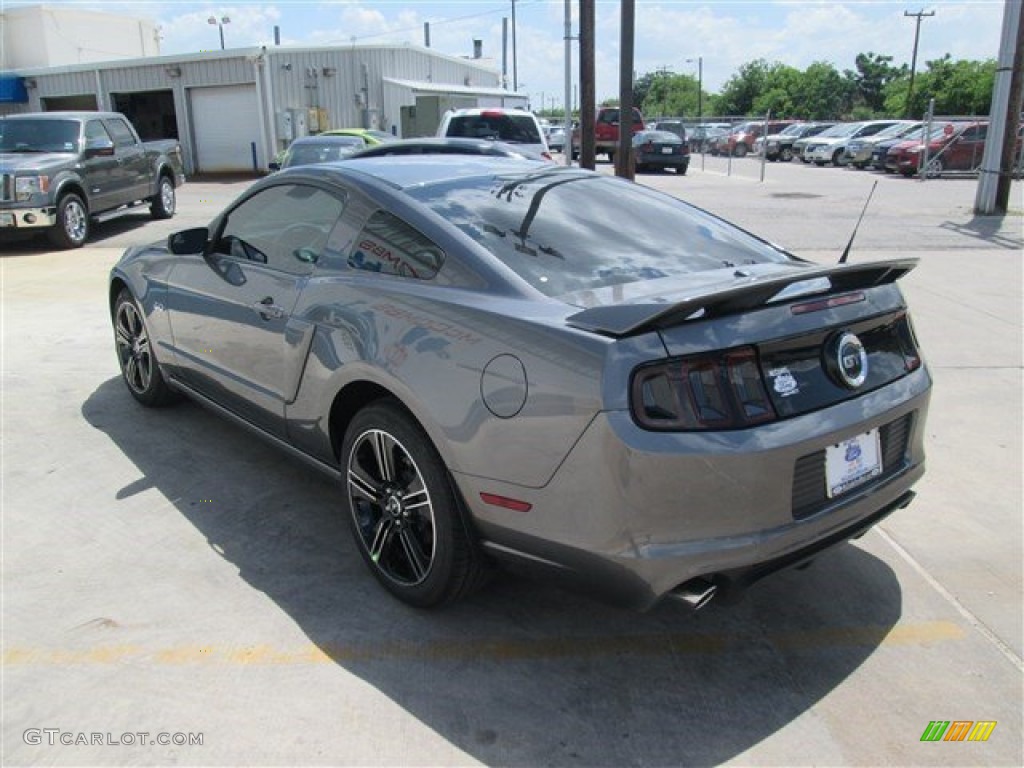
[[733, 143, 748, 158], [48, 193, 89, 249], [342, 400, 488, 608], [780, 147, 794, 162], [150, 175, 176, 220]]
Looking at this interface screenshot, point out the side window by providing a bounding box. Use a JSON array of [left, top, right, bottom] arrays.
[[349, 211, 444, 280], [104, 118, 137, 148], [84, 120, 112, 144], [215, 184, 346, 275]]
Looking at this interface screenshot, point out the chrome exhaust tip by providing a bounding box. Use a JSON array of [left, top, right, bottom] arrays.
[[669, 578, 717, 611]]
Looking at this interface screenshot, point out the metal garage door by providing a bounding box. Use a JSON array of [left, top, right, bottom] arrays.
[[190, 84, 261, 173]]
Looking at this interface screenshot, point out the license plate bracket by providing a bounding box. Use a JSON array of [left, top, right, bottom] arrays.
[[825, 429, 882, 498]]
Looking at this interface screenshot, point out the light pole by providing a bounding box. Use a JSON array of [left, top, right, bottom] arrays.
[[208, 15, 230, 50], [686, 56, 702, 123]]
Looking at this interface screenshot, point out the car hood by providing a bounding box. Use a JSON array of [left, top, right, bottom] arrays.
[[0, 152, 77, 173], [563, 259, 918, 336]]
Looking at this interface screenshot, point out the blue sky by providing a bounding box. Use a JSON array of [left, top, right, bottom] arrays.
[[10, 1, 1007, 109]]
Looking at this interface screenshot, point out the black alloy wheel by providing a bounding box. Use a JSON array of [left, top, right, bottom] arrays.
[[113, 290, 177, 406], [342, 401, 486, 607]]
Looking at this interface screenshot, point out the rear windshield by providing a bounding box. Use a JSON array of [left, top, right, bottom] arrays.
[[445, 114, 542, 144], [286, 142, 362, 166], [408, 170, 792, 298]]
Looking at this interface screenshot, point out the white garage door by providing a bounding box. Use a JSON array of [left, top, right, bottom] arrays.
[[190, 84, 262, 173]]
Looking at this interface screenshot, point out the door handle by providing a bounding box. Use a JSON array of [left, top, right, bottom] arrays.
[[251, 296, 285, 320]]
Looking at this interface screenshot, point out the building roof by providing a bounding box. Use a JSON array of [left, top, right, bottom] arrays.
[[9, 43, 500, 78], [384, 77, 524, 100]]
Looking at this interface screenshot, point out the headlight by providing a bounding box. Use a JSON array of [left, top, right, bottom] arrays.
[[15, 175, 49, 201]]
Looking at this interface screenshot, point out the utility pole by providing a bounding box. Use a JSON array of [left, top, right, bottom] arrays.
[[511, 0, 518, 91], [904, 9, 935, 117], [579, 0, 596, 169], [975, 0, 1024, 214], [617, 0, 635, 179]]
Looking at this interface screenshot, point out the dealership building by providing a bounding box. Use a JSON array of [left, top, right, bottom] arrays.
[[0, 5, 526, 174]]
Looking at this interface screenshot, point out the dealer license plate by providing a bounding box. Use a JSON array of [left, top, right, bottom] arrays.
[[661, 147, 673, 154], [825, 429, 882, 498], [0, 212, 14, 227]]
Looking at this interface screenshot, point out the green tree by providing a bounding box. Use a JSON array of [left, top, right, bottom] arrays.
[[847, 52, 907, 113], [644, 72, 702, 118], [715, 59, 775, 115], [794, 61, 856, 119], [884, 56, 996, 117]]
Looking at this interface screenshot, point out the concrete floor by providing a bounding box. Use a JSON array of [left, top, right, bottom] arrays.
[[2, 158, 1021, 766]]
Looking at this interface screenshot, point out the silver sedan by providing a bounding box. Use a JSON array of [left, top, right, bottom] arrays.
[[109, 156, 931, 611]]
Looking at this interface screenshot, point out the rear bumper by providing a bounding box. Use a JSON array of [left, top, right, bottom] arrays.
[[0, 206, 56, 229], [459, 366, 931, 610]]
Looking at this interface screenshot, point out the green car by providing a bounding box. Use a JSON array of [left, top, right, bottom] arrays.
[[320, 128, 397, 145]]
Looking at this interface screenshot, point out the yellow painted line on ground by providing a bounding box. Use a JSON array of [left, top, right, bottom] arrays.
[[1, 621, 963, 667]]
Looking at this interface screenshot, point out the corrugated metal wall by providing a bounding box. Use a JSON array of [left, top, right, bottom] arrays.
[[263, 46, 499, 137], [7, 45, 504, 172]]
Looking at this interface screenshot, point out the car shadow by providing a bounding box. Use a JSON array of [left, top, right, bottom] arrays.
[[0, 212, 155, 255], [82, 376, 904, 765]]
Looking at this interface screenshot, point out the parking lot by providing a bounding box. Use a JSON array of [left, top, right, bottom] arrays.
[[2, 157, 1021, 766]]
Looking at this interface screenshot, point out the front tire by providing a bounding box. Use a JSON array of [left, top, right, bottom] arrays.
[[48, 193, 89, 249], [113, 289, 177, 407], [342, 401, 486, 608], [780, 146, 794, 162], [150, 175, 176, 219], [733, 143, 748, 158]]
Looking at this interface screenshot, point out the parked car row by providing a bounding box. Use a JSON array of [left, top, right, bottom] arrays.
[[702, 116, 1018, 178]]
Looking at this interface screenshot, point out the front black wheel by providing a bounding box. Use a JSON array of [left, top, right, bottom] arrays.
[[780, 147, 794, 162], [113, 290, 177, 407], [48, 193, 89, 249], [343, 401, 486, 608]]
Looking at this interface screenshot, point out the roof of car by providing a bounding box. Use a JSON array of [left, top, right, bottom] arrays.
[[290, 135, 364, 145], [288, 154, 561, 191], [349, 137, 532, 158]]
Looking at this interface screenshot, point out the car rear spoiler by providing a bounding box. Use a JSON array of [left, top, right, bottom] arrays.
[[566, 258, 918, 337]]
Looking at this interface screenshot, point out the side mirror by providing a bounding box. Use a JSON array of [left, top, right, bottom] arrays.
[[168, 227, 209, 255], [84, 138, 115, 158], [268, 162, 281, 172]]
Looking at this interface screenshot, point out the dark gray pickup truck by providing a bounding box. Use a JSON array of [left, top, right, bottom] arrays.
[[0, 111, 185, 248]]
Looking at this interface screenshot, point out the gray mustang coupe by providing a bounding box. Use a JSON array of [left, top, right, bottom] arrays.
[[109, 156, 930, 611]]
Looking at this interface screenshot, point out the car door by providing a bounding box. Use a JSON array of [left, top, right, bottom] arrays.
[[166, 181, 347, 436], [103, 116, 149, 204], [948, 124, 987, 170], [81, 118, 119, 212]]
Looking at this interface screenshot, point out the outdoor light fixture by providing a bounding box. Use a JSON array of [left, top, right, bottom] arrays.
[[208, 15, 230, 50], [164, 66, 181, 78]]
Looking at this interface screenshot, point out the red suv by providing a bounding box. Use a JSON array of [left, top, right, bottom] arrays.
[[885, 121, 1015, 176], [573, 107, 644, 162], [713, 120, 799, 157]]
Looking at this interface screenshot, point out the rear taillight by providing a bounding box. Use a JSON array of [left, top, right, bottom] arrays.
[[642, 142, 654, 152], [631, 346, 776, 431]]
